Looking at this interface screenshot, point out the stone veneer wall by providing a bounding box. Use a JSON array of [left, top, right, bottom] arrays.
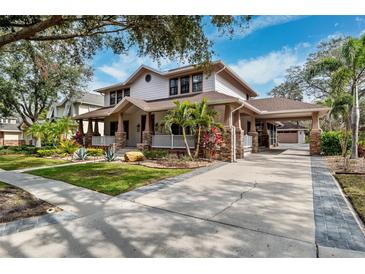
[[142, 131, 152, 148], [84, 132, 93, 147], [310, 130, 321, 155]]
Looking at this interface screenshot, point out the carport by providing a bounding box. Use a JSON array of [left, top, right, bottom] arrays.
[[240, 97, 330, 155]]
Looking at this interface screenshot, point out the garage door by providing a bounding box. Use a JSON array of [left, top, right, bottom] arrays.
[[278, 132, 298, 143]]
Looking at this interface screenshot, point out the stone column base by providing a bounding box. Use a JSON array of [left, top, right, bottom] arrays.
[[310, 130, 321, 155], [142, 131, 152, 148], [220, 126, 234, 162], [236, 129, 244, 159], [85, 132, 93, 147], [115, 131, 127, 149], [248, 131, 259, 153]]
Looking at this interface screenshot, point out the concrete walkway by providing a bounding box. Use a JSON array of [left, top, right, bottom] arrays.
[[0, 145, 364, 257]]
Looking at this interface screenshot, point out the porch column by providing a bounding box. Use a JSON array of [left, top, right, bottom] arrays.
[[115, 112, 126, 149], [93, 120, 100, 136], [248, 115, 258, 153], [234, 111, 244, 159], [78, 119, 84, 136], [224, 104, 232, 126], [85, 118, 93, 147], [310, 111, 321, 155], [262, 121, 270, 148], [142, 112, 152, 149]]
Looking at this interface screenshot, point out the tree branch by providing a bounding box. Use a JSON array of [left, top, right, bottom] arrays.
[[0, 16, 64, 48]]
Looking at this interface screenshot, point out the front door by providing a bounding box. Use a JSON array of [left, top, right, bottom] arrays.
[[110, 121, 118, 136]]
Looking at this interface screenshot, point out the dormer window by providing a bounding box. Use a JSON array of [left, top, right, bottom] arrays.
[[124, 88, 130, 97], [110, 91, 116, 105], [192, 73, 203, 92], [180, 76, 190, 94], [169, 78, 178, 96]]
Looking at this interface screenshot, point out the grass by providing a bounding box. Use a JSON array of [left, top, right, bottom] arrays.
[[0, 155, 69, 170], [335, 174, 365, 224], [29, 162, 190, 196]]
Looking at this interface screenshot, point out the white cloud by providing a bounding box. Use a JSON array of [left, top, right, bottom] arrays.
[[96, 51, 188, 81], [237, 16, 303, 38], [334, 22, 340, 27], [229, 45, 307, 86]]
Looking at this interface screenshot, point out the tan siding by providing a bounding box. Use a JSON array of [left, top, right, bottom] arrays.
[[215, 74, 247, 100]]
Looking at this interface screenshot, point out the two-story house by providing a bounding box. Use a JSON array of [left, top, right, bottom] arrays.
[[48, 92, 105, 135], [73, 61, 329, 161], [0, 117, 24, 146]]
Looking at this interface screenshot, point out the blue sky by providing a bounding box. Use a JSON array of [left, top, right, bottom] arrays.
[[90, 15, 365, 97]]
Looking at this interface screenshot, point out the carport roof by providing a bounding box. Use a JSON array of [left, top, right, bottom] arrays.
[[246, 97, 327, 112]]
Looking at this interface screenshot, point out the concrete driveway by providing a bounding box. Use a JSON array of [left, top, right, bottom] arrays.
[[0, 144, 364, 257]]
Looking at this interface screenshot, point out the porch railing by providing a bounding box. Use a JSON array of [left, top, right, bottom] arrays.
[[92, 136, 115, 146], [152, 135, 195, 149], [243, 134, 252, 148]]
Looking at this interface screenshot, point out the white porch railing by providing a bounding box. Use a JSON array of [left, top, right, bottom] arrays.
[[152, 135, 195, 149], [92, 136, 115, 146], [243, 134, 252, 148]]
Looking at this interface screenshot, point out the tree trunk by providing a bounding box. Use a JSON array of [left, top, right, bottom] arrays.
[[35, 137, 41, 148], [182, 127, 193, 160], [351, 84, 360, 159], [194, 126, 202, 159]]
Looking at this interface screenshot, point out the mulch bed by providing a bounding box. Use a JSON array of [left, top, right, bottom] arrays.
[[324, 156, 365, 174], [137, 159, 215, 169], [0, 183, 62, 223]]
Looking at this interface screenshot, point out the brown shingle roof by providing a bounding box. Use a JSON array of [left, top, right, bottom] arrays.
[[73, 91, 240, 120], [246, 97, 327, 112], [277, 122, 307, 130]]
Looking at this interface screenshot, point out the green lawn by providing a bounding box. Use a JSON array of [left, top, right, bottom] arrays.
[[0, 155, 69, 170], [335, 174, 365, 224], [29, 162, 190, 196]]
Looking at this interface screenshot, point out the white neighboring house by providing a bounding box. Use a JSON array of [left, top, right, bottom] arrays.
[[277, 122, 307, 144], [47, 92, 105, 135], [0, 117, 25, 146]]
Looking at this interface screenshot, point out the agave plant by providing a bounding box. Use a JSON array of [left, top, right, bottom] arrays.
[[74, 147, 88, 160], [105, 147, 117, 162]]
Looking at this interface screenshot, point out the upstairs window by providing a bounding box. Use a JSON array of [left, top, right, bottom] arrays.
[[192, 73, 203, 92], [180, 76, 190, 94], [169, 78, 178, 96], [110, 91, 116, 105], [117, 90, 123, 103], [124, 88, 130, 97]]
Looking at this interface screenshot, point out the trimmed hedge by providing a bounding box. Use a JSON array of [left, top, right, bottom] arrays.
[[87, 148, 104, 156], [320, 131, 352, 156], [143, 150, 168, 159]]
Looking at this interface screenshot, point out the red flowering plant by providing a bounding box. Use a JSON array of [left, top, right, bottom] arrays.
[[202, 126, 224, 159], [73, 130, 83, 145]]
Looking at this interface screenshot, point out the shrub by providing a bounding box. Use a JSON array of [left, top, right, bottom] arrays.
[[59, 140, 79, 155], [0, 149, 14, 155], [87, 148, 104, 156], [37, 148, 62, 157], [320, 131, 352, 156], [358, 141, 365, 158], [143, 150, 168, 159]]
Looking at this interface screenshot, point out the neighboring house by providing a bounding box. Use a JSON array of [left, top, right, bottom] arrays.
[[0, 117, 25, 146], [277, 122, 307, 144], [48, 92, 105, 135], [73, 60, 329, 161]]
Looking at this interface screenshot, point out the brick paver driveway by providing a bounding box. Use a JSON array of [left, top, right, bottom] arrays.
[[0, 144, 364, 257]]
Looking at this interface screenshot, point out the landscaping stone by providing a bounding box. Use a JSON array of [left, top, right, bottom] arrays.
[[124, 151, 144, 162]]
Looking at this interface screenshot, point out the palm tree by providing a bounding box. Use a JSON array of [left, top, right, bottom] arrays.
[[309, 36, 365, 158], [192, 98, 218, 158], [163, 100, 196, 160], [54, 117, 77, 142], [26, 122, 45, 147]]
